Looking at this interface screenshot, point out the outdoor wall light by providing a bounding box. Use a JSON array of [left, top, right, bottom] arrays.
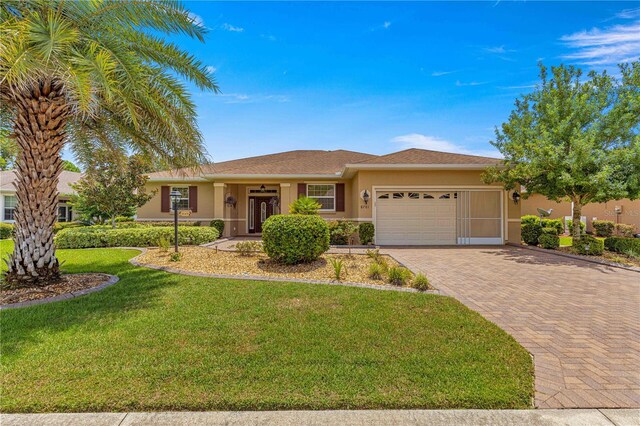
[[260, 184, 266, 193], [225, 194, 237, 208], [511, 191, 521, 205], [362, 189, 370, 205]]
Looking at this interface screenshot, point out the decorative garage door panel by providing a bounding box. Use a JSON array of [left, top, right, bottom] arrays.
[[375, 192, 456, 245]]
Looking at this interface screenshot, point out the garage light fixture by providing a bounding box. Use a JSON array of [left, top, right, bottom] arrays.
[[511, 191, 521, 205], [361, 189, 370, 205]]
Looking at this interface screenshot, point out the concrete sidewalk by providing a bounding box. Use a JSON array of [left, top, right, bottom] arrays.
[[2, 409, 638, 426]]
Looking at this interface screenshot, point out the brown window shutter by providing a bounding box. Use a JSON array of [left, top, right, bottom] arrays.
[[297, 183, 307, 198], [335, 183, 345, 212], [189, 186, 198, 212], [161, 186, 170, 212]]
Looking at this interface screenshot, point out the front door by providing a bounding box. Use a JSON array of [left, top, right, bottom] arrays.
[[249, 197, 274, 233]]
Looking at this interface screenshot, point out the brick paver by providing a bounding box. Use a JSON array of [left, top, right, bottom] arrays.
[[385, 245, 640, 409]]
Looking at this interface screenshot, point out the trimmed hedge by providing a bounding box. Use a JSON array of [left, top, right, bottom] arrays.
[[604, 236, 640, 255], [53, 221, 84, 233], [521, 215, 541, 245], [615, 223, 636, 238], [262, 214, 329, 264], [0, 222, 13, 239], [210, 219, 224, 237], [572, 235, 604, 256], [359, 222, 375, 245], [539, 233, 560, 249], [328, 220, 357, 245], [55, 226, 219, 249], [135, 221, 202, 227], [592, 220, 615, 237], [540, 218, 563, 235], [565, 219, 586, 235]]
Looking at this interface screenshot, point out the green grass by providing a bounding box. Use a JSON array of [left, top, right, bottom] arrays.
[[558, 236, 605, 247], [0, 240, 533, 412]]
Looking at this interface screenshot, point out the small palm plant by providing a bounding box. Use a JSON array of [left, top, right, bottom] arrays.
[[289, 196, 322, 215], [0, 1, 219, 287], [329, 258, 345, 281]]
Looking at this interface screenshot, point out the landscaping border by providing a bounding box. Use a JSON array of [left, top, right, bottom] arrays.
[[509, 243, 640, 273], [129, 249, 440, 295], [0, 274, 120, 310]]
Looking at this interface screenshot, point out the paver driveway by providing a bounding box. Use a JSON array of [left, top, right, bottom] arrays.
[[386, 245, 640, 409]]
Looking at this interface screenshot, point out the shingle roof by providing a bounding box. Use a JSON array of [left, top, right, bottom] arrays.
[[146, 148, 502, 179], [351, 148, 501, 165], [147, 150, 378, 178], [0, 170, 82, 194]]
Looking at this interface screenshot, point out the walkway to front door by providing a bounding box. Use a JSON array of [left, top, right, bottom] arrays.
[[386, 245, 640, 409]]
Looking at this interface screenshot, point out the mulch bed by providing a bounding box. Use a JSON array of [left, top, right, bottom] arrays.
[[1, 273, 113, 305], [136, 247, 415, 286]]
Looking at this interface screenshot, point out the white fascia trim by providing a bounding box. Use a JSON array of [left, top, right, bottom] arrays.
[[344, 163, 498, 171], [204, 173, 341, 179], [147, 177, 209, 183]]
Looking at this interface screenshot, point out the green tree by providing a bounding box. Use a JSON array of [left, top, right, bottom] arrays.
[[0, 129, 17, 171], [72, 150, 155, 228], [0, 1, 218, 287], [62, 160, 81, 173], [483, 62, 640, 238]]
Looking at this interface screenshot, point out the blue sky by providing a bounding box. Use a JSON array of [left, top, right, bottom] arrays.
[[70, 1, 640, 163]]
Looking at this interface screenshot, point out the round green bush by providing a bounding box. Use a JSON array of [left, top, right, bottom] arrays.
[[359, 222, 375, 245], [55, 226, 219, 249], [538, 233, 560, 249], [592, 220, 615, 237], [0, 222, 14, 239], [521, 215, 542, 245], [540, 218, 563, 235], [572, 235, 604, 256], [210, 219, 225, 237], [261, 214, 329, 264]]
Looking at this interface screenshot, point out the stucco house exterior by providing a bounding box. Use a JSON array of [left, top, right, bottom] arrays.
[[521, 194, 640, 233], [138, 148, 522, 245], [0, 170, 81, 224]]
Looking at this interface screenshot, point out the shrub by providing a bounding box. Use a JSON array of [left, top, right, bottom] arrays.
[[0, 223, 14, 239], [234, 240, 263, 256], [261, 214, 329, 264], [329, 258, 344, 281], [540, 227, 558, 236], [387, 266, 410, 286], [157, 235, 170, 252], [540, 218, 563, 235], [328, 220, 358, 245], [614, 223, 636, 238], [55, 226, 219, 249], [521, 215, 542, 245], [412, 273, 430, 291], [115, 216, 135, 222], [565, 219, 586, 235], [169, 252, 182, 262], [289, 196, 321, 215], [592, 220, 615, 237], [210, 219, 225, 237], [366, 248, 382, 262], [572, 235, 604, 256], [359, 222, 375, 245], [53, 221, 84, 233], [135, 221, 201, 227], [538, 233, 560, 250], [604, 236, 640, 255], [368, 262, 384, 280]]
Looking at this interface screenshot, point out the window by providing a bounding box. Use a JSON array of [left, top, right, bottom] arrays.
[[307, 184, 335, 211], [423, 193, 434, 199], [392, 192, 404, 199], [439, 193, 451, 199], [171, 187, 189, 210], [4, 195, 16, 221], [378, 193, 389, 199], [408, 192, 420, 199], [58, 205, 68, 222]]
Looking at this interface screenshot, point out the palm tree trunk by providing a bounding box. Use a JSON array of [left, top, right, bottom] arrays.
[[3, 80, 70, 288]]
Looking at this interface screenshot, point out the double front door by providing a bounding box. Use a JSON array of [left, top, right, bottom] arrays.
[[248, 196, 274, 233]]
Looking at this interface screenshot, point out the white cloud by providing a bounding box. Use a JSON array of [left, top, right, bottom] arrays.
[[218, 93, 289, 104], [455, 80, 487, 87], [431, 70, 457, 77], [206, 66, 217, 74], [616, 8, 640, 19], [391, 134, 502, 158], [221, 23, 244, 33], [484, 45, 515, 54], [560, 19, 640, 66], [498, 84, 536, 90], [383, 21, 391, 29]]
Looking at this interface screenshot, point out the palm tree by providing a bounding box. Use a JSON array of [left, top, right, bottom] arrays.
[[0, 1, 219, 287]]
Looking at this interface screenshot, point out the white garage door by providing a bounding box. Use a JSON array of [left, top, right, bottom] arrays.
[[375, 191, 456, 245]]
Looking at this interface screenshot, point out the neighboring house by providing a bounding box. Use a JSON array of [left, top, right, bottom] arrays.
[[0, 170, 82, 224], [521, 194, 640, 232], [139, 148, 522, 245]]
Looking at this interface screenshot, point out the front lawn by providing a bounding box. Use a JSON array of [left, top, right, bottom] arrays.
[[1, 240, 533, 412]]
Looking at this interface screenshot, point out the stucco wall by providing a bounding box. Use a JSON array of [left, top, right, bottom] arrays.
[[521, 194, 640, 232], [137, 182, 215, 221]]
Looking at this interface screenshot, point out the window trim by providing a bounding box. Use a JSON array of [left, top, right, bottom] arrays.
[[306, 183, 336, 212], [4, 195, 17, 221], [170, 186, 190, 211]]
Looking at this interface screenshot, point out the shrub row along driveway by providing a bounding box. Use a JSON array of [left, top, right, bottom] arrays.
[[386, 245, 640, 408]]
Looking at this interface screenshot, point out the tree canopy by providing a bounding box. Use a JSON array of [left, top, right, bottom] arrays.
[[483, 62, 640, 236]]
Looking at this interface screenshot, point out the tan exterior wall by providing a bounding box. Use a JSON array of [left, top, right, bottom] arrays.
[[521, 195, 640, 232], [136, 182, 215, 222]]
